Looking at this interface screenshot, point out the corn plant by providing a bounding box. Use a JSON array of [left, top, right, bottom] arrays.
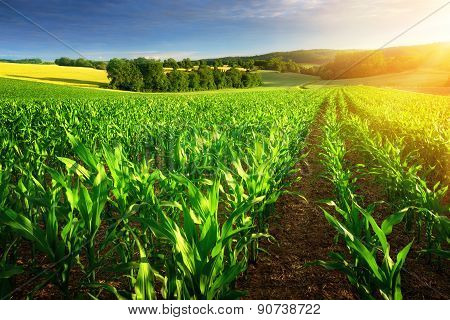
[[343, 86, 449, 185], [313, 104, 412, 300], [136, 174, 263, 299], [0, 240, 23, 298], [344, 114, 449, 259], [318, 203, 412, 299], [0, 184, 84, 297]]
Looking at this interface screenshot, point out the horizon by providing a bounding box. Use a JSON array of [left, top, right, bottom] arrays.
[[1, 0, 449, 61], [2, 41, 449, 63]]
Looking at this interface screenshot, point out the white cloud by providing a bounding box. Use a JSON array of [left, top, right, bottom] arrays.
[[83, 50, 199, 60]]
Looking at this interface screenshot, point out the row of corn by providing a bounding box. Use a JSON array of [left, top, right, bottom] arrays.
[[315, 89, 449, 299], [314, 93, 413, 299]]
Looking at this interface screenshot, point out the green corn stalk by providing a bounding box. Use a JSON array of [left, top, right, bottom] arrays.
[[344, 114, 449, 259], [313, 103, 413, 300]]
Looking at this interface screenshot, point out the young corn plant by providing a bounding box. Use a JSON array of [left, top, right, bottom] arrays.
[[0, 240, 23, 299], [0, 87, 327, 299], [313, 105, 413, 300], [58, 133, 109, 281], [0, 179, 84, 297], [134, 174, 263, 299], [345, 115, 449, 260], [318, 203, 412, 299], [222, 129, 301, 262]]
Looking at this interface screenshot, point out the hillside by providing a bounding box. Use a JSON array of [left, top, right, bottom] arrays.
[[213, 43, 450, 67], [261, 69, 449, 95], [215, 49, 338, 65]]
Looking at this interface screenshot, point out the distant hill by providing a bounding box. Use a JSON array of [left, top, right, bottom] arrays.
[[212, 43, 450, 69], [220, 49, 338, 65], [382, 43, 450, 70], [214, 43, 448, 80], [314, 43, 450, 79]]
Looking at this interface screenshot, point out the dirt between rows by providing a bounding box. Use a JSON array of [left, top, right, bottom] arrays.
[[237, 111, 356, 299]]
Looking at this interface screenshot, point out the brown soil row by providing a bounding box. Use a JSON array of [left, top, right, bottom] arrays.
[[237, 108, 356, 299]]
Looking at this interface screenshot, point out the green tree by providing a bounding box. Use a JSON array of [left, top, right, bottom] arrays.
[[214, 59, 223, 67], [74, 58, 93, 68], [168, 69, 189, 92], [55, 57, 73, 66], [213, 67, 226, 89], [197, 66, 215, 90], [163, 58, 179, 70], [267, 57, 283, 72], [188, 72, 200, 91], [254, 60, 268, 69], [242, 71, 262, 87], [180, 58, 193, 69], [225, 68, 242, 88], [134, 58, 168, 91], [286, 60, 300, 73], [92, 61, 107, 70], [243, 59, 254, 70], [106, 58, 143, 91]]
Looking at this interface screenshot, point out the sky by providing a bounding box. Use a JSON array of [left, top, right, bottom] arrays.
[[0, 0, 449, 61]]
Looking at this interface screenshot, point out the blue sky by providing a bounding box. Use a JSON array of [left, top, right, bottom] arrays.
[[1, 0, 449, 60]]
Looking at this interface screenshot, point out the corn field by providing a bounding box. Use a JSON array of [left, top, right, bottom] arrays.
[[0, 82, 448, 300], [0, 87, 327, 299]]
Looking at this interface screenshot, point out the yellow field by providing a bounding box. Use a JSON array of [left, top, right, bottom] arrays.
[[0, 62, 108, 88]]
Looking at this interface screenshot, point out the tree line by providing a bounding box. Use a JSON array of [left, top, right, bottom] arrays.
[[255, 57, 312, 73], [106, 58, 262, 92], [55, 57, 107, 70], [0, 58, 46, 64], [54, 56, 257, 73]]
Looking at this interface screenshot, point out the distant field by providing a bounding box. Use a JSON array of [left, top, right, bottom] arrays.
[[0, 62, 448, 95], [258, 69, 449, 95], [268, 68, 450, 95], [0, 76, 298, 100], [0, 62, 109, 87], [332, 67, 449, 87], [259, 70, 319, 87], [0, 77, 136, 99]]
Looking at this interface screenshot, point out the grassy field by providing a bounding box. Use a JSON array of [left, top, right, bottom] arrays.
[[326, 67, 450, 94], [262, 69, 450, 94], [259, 70, 318, 87]]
